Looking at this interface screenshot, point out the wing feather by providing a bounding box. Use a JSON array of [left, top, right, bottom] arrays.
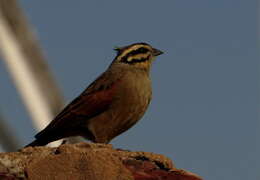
[[35, 71, 122, 139]]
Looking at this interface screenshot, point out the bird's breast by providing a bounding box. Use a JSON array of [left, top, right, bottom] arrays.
[[116, 70, 152, 110], [108, 70, 152, 134], [88, 69, 152, 143]]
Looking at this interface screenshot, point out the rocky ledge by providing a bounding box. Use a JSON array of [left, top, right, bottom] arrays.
[[0, 142, 203, 180]]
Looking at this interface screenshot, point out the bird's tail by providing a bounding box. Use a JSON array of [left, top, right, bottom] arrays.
[[24, 139, 48, 148]]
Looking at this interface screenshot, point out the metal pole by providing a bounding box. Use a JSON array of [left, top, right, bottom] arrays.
[[0, 0, 81, 147]]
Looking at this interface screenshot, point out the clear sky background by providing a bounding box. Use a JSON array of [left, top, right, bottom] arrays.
[[0, 0, 258, 179]]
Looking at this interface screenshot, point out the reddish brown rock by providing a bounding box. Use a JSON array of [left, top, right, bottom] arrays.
[[0, 142, 203, 180]]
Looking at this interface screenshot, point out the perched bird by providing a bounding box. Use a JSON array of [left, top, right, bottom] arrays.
[[25, 42, 163, 147]]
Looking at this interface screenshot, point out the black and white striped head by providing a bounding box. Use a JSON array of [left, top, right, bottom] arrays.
[[113, 42, 163, 69]]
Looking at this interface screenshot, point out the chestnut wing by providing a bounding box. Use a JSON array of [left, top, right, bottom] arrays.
[[35, 72, 122, 139]]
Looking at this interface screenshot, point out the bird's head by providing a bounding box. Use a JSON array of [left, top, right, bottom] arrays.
[[112, 42, 163, 70]]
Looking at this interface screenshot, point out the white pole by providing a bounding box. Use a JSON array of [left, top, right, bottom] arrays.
[[0, 14, 53, 130], [0, 11, 60, 146], [0, 0, 82, 147]]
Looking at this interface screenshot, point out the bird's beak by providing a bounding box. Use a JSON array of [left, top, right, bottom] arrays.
[[152, 48, 164, 56]]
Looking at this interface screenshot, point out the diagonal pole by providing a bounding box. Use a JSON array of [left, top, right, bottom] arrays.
[[0, 0, 81, 147]]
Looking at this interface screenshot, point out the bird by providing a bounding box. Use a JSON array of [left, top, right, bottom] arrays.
[[25, 42, 163, 147]]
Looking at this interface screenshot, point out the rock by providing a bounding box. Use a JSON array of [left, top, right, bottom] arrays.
[[0, 142, 203, 180]]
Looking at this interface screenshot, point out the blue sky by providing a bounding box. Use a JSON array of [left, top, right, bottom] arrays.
[[0, 0, 258, 179]]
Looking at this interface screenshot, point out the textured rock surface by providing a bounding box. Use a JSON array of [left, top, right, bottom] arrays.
[[0, 142, 203, 180]]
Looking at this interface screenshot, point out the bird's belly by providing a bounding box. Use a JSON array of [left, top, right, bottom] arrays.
[[108, 88, 151, 141], [88, 77, 152, 143]]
